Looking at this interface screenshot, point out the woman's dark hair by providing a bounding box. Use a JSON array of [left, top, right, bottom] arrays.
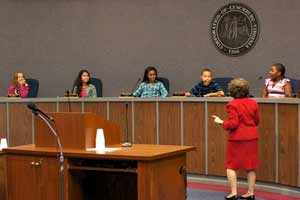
[[228, 78, 250, 98], [272, 63, 286, 77], [142, 66, 158, 82], [73, 70, 91, 97]]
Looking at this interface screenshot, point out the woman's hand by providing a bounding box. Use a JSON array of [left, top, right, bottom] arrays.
[[212, 115, 224, 125], [18, 78, 26, 86]]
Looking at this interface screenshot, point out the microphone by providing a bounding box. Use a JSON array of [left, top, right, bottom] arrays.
[[131, 78, 141, 94], [27, 103, 54, 122], [64, 90, 72, 112], [121, 103, 132, 147], [249, 76, 264, 97], [120, 78, 141, 97]]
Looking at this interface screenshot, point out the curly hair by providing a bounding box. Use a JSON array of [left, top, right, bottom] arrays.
[[228, 78, 249, 98]]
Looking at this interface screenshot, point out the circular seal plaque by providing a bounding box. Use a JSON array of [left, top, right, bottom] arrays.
[[211, 3, 259, 56]]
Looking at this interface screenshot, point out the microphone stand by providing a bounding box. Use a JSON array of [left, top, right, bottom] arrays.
[[121, 103, 132, 147], [35, 112, 64, 200], [65, 90, 72, 112]]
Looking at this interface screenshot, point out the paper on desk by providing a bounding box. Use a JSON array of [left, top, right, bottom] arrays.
[[86, 147, 121, 152]]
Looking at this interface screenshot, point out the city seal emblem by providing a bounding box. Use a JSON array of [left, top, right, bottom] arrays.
[[211, 3, 259, 56]]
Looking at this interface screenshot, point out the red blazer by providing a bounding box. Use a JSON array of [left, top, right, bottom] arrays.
[[223, 98, 260, 140]]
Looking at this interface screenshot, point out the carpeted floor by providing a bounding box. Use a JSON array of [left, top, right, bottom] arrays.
[[187, 188, 264, 200], [187, 183, 300, 200]]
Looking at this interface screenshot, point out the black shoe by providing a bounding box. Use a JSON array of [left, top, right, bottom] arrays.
[[224, 194, 240, 200], [240, 195, 255, 200]]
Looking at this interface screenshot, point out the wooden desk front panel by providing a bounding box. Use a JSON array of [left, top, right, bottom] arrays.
[[0, 154, 6, 200], [256, 104, 276, 182], [0, 103, 7, 139], [134, 102, 156, 144], [278, 104, 298, 186], [109, 102, 133, 143], [138, 154, 186, 200], [183, 103, 205, 174], [9, 103, 32, 146], [159, 102, 181, 145], [2, 99, 299, 187]]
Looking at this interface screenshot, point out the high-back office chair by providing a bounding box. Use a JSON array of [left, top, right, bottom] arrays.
[[90, 77, 103, 97], [26, 78, 39, 97], [212, 77, 233, 96], [290, 78, 300, 94], [157, 77, 170, 94]]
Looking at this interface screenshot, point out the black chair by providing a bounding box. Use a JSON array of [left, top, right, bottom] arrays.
[[26, 78, 39, 97], [90, 77, 103, 97], [212, 77, 233, 95], [157, 77, 170, 94], [290, 78, 300, 94]]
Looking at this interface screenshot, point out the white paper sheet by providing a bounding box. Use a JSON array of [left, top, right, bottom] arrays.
[[86, 147, 121, 152]]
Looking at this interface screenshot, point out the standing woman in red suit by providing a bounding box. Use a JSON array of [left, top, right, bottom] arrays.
[[213, 78, 260, 200]]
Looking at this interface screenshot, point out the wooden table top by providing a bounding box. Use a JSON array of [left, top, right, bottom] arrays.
[[3, 144, 196, 161]]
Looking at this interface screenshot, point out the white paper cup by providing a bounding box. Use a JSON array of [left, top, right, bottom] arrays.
[[96, 129, 105, 150], [0, 138, 8, 149]]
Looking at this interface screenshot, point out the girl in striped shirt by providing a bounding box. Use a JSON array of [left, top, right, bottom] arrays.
[[262, 63, 292, 98]]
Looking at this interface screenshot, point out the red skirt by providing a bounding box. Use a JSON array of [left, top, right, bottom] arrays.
[[226, 139, 259, 170]]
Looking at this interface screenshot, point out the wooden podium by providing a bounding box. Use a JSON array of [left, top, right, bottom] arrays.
[[35, 112, 121, 149], [2, 112, 195, 200]]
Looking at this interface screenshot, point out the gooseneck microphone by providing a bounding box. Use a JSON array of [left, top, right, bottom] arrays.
[[27, 103, 64, 200], [27, 103, 54, 121], [120, 78, 141, 97], [131, 78, 141, 95]]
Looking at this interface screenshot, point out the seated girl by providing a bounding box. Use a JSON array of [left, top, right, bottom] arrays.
[[262, 63, 292, 98], [133, 66, 168, 97], [8, 72, 29, 98], [72, 70, 97, 98]]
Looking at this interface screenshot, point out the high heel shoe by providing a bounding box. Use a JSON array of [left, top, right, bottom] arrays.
[[239, 195, 255, 200], [224, 194, 240, 200]]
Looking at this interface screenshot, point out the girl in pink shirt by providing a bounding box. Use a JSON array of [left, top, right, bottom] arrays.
[[7, 72, 29, 98], [262, 63, 292, 98], [72, 70, 97, 98]]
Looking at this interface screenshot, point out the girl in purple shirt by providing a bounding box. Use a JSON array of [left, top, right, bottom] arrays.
[[8, 72, 29, 98]]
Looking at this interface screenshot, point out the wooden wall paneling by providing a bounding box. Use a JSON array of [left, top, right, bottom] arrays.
[[256, 103, 276, 183], [278, 104, 298, 186], [183, 102, 205, 174], [159, 102, 181, 145], [0, 103, 7, 139], [134, 102, 156, 144], [36, 103, 57, 113], [207, 102, 227, 176], [59, 102, 82, 112], [109, 102, 133, 143], [84, 102, 107, 119], [9, 103, 32, 146]]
